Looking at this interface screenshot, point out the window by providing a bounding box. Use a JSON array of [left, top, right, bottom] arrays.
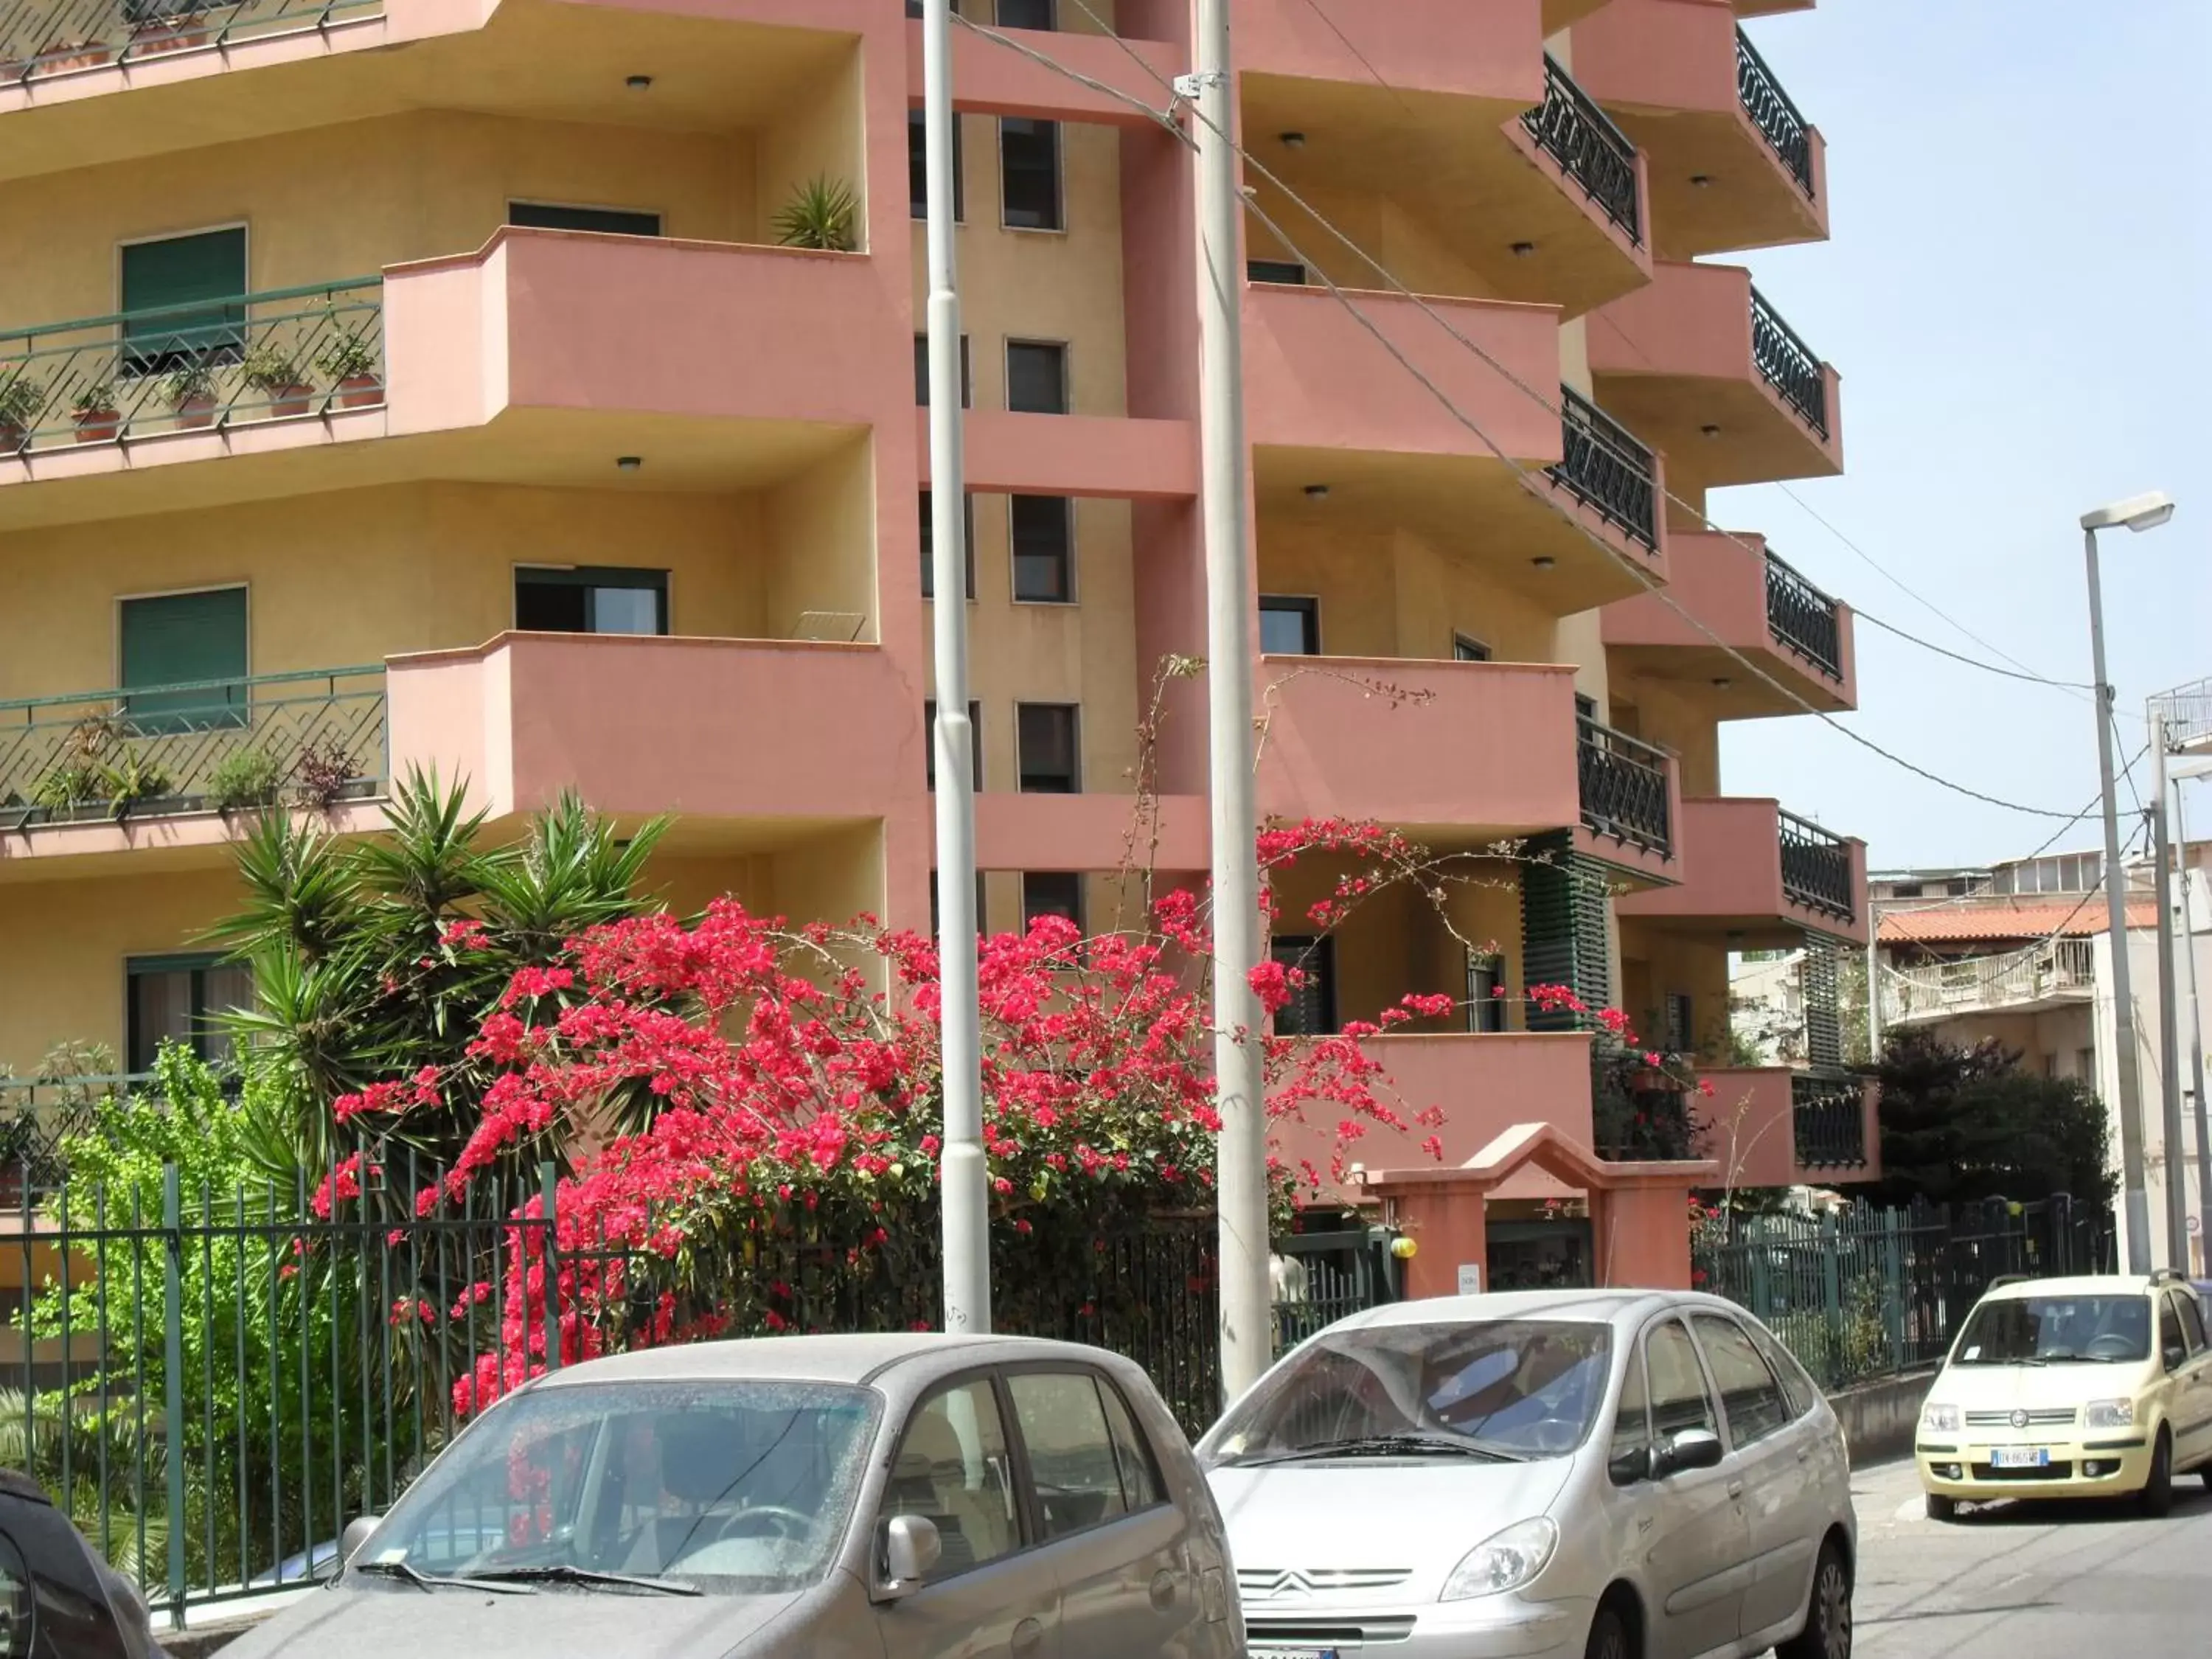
[[1000, 118, 1063, 230], [908, 110, 966, 220], [1644, 1318, 1717, 1443], [506, 202, 661, 237], [2173, 1290, 2208, 1356], [1010, 495, 1074, 602], [882, 1379, 1020, 1577], [915, 334, 974, 406], [1016, 703, 1079, 793], [1744, 1320, 1818, 1421], [1006, 341, 1068, 414], [920, 492, 977, 600], [1096, 1378, 1164, 1509], [122, 227, 246, 372], [924, 700, 984, 791], [1248, 260, 1307, 285], [1693, 1315, 1790, 1449], [1889, 882, 1924, 899], [2160, 1295, 2187, 1366], [515, 567, 668, 636], [1006, 1371, 1129, 1540], [2076, 1047, 2097, 1082], [1467, 953, 1506, 1034], [1021, 872, 1084, 933], [120, 586, 248, 732], [128, 953, 252, 1073], [998, 0, 1055, 26], [1453, 633, 1492, 663], [1270, 936, 1338, 1037], [1258, 596, 1319, 656], [1575, 692, 1598, 721], [1606, 1338, 1652, 1485], [1664, 993, 1694, 1055]]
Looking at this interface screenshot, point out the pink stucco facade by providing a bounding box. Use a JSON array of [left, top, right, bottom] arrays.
[[1697, 1066, 1882, 1188], [1615, 796, 1870, 947]]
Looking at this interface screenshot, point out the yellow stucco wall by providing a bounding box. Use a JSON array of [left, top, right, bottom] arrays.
[[1618, 920, 1733, 1060]]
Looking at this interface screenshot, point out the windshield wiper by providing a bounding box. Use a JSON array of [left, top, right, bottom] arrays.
[[349, 1559, 535, 1595], [461, 1565, 703, 1597], [1241, 1433, 1531, 1467]]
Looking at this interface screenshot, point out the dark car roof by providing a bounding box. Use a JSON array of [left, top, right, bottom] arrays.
[[0, 1470, 52, 1506]]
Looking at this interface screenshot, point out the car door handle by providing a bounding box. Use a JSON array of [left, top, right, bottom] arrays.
[[1796, 1443, 1813, 1462], [1151, 1568, 1178, 1611], [1012, 1616, 1045, 1657], [1727, 1479, 1745, 1499]]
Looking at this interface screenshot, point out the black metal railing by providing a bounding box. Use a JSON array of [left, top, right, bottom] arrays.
[[1791, 1071, 1866, 1168], [1520, 55, 1643, 244], [1735, 24, 1815, 195], [0, 0, 383, 82], [1750, 285, 1827, 437], [1778, 808, 1854, 919], [1764, 551, 1843, 679], [1549, 386, 1658, 549], [1577, 715, 1672, 858]]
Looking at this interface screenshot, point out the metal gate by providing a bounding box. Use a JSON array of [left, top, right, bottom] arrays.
[[1271, 1226, 1402, 1354]]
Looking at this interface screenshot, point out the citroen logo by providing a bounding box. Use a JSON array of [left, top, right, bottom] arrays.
[[1245, 1571, 1312, 1600], [2010, 1409, 2030, 1430]]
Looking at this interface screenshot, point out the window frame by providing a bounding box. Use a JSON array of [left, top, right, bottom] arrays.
[[1606, 1330, 1654, 1486], [1009, 495, 1077, 605], [1640, 1313, 1722, 1450], [1258, 594, 1321, 657], [1269, 934, 1339, 1037], [1247, 259, 1308, 286], [125, 950, 247, 1074], [1453, 633, 1492, 663], [2170, 1289, 2208, 1357], [998, 116, 1065, 232], [994, 1363, 1166, 1551], [116, 221, 250, 374], [1689, 1312, 1793, 1453], [1466, 953, 1506, 1034], [996, 0, 1057, 27], [878, 1368, 1032, 1587], [2159, 1293, 2188, 1368], [920, 491, 978, 602], [504, 201, 664, 237], [908, 108, 967, 223], [512, 564, 671, 636], [1004, 338, 1070, 415], [1015, 702, 1081, 794], [1020, 871, 1085, 934], [916, 334, 975, 408], [116, 582, 251, 732]]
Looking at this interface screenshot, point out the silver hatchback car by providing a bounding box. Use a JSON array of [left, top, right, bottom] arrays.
[[1199, 1290, 1855, 1659], [226, 1334, 1242, 1659]]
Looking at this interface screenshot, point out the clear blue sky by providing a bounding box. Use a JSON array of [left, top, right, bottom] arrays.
[[1710, 0, 2212, 870]]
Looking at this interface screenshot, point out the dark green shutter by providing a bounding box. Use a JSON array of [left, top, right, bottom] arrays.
[[121, 229, 247, 361], [122, 588, 248, 731], [1801, 937, 1843, 1070], [1520, 834, 1610, 1033]]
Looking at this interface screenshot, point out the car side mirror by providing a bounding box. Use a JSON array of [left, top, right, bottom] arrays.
[[1657, 1428, 1724, 1477], [877, 1514, 942, 1601], [338, 1515, 382, 1572]]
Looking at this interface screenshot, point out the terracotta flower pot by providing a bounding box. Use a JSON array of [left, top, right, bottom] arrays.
[[175, 393, 217, 429], [130, 22, 210, 57], [74, 408, 122, 443], [0, 420, 25, 455], [265, 383, 313, 418], [46, 44, 118, 73], [335, 373, 382, 409]]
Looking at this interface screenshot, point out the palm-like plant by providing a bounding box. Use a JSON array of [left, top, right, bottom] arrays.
[[772, 175, 860, 252]]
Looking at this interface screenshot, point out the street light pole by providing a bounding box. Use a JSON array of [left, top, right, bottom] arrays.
[[2151, 711, 2188, 1267], [1183, 0, 1270, 1403], [2081, 491, 2177, 1275], [924, 0, 990, 1335]]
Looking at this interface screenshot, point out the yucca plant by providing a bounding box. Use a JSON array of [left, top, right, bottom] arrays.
[[772, 175, 860, 252]]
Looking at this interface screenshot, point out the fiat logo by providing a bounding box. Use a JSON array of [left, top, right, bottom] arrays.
[[2010, 1409, 2030, 1430]]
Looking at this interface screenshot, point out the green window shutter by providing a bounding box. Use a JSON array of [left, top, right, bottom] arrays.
[[1520, 835, 1610, 1033], [122, 588, 248, 731], [121, 228, 247, 361]]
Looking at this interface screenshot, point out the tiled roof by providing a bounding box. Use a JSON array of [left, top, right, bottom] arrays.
[[1877, 900, 2154, 944]]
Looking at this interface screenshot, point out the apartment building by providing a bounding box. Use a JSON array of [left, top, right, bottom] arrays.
[[0, 0, 1874, 1232]]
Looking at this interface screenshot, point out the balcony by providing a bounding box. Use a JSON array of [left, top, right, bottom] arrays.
[[1570, 1, 1827, 260], [1615, 796, 1866, 947], [1879, 938, 2097, 1030], [1602, 529, 1856, 718], [1696, 1065, 1878, 1188], [1245, 285, 1668, 611], [1588, 261, 1841, 492], [1237, 1, 1649, 316], [1577, 713, 1675, 863]]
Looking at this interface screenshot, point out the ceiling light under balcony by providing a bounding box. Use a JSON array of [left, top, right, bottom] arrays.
[[1700, 423, 1722, 438], [1511, 241, 1537, 257], [1531, 555, 1557, 571], [1690, 173, 1713, 188], [1712, 677, 1733, 690], [616, 456, 643, 472], [626, 75, 653, 91], [1279, 131, 1307, 149], [1303, 484, 1331, 500]]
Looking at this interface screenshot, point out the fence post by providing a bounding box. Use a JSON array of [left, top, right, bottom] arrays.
[[1881, 1208, 1906, 1372], [161, 1164, 187, 1630], [1818, 1211, 1843, 1349], [539, 1162, 560, 1373]]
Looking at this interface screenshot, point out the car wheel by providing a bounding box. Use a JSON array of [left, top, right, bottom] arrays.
[[2138, 1429, 2174, 1519], [1924, 1492, 1957, 1523], [1776, 1539, 1852, 1659], [2200, 1462, 2212, 1492], [1583, 1604, 1631, 1659]]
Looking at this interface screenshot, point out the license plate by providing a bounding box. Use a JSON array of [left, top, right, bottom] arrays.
[[1251, 1649, 1338, 1659], [1990, 1447, 2051, 1470]]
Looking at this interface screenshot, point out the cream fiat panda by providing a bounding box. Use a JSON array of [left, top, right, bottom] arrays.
[[1916, 1271, 2212, 1519]]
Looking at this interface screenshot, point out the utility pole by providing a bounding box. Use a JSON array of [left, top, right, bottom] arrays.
[[1181, 0, 1270, 1403], [923, 0, 989, 1335], [1864, 931, 1882, 1065], [2152, 712, 2188, 1268], [2174, 777, 2212, 1270]]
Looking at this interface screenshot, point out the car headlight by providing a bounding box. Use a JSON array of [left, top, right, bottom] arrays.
[[1439, 1517, 1558, 1602], [1920, 1402, 1960, 1435], [2085, 1398, 2135, 1430]]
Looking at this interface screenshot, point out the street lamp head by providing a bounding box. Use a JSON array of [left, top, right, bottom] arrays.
[[2081, 491, 2177, 535]]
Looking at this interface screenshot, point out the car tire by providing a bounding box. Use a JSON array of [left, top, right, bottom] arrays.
[[1775, 1538, 1852, 1659], [1924, 1492, 1957, 1523], [1582, 1604, 1631, 1659], [2200, 1462, 2212, 1492], [2138, 1430, 2174, 1519]]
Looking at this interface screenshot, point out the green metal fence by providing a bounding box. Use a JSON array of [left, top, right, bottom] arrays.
[[0, 666, 388, 829], [0, 277, 383, 453], [1, 1, 386, 82]]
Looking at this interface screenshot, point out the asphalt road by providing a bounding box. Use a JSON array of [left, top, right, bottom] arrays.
[[1850, 1455, 2211, 1657]]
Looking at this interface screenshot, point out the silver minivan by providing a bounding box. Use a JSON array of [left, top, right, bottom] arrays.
[[226, 1333, 1242, 1659]]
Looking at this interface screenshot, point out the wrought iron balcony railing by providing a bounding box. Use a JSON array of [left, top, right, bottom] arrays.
[[1549, 386, 1658, 549], [1, 0, 381, 82], [1520, 55, 1643, 245], [1778, 808, 1854, 920], [0, 276, 383, 455], [0, 1070, 153, 1198], [0, 666, 387, 830], [1879, 938, 2095, 1028], [1791, 1071, 1866, 1168], [1750, 285, 1827, 437], [1735, 24, 1815, 195], [1578, 715, 1672, 858], [1764, 551, 1843, 680]]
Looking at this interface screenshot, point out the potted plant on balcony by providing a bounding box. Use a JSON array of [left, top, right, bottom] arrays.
[[71, 381, 121, 443], [0, 371, 43, 454], [288, 738, 359, 811], [241, 344, 314, 418], [39, 40, 119, 74], [207, 745, 284, 813], [771, 175, 860, 252], [126, 1, 212, 57], [316, 336, 381, 408], [162, 360, 220, 428]]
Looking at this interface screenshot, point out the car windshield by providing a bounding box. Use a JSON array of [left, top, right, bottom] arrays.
[[1953, 1294, 2151, 1365], [359, 1380, 879, 1594], [1202, 1319, 1612, 1466]]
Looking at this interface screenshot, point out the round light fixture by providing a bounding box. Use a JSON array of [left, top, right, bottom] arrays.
[[1303, 483, 1331, 501], [616, 456, 643, 472], [1511, 240, 1537, 257], [1280, 131, 1307, 149], [1711, 676, 1733, 690], [1700, 423, 1722, 438], [1531, 555, 1557, 571], [1690, 173, 1713, 188], [626, 74, 653, 91]]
